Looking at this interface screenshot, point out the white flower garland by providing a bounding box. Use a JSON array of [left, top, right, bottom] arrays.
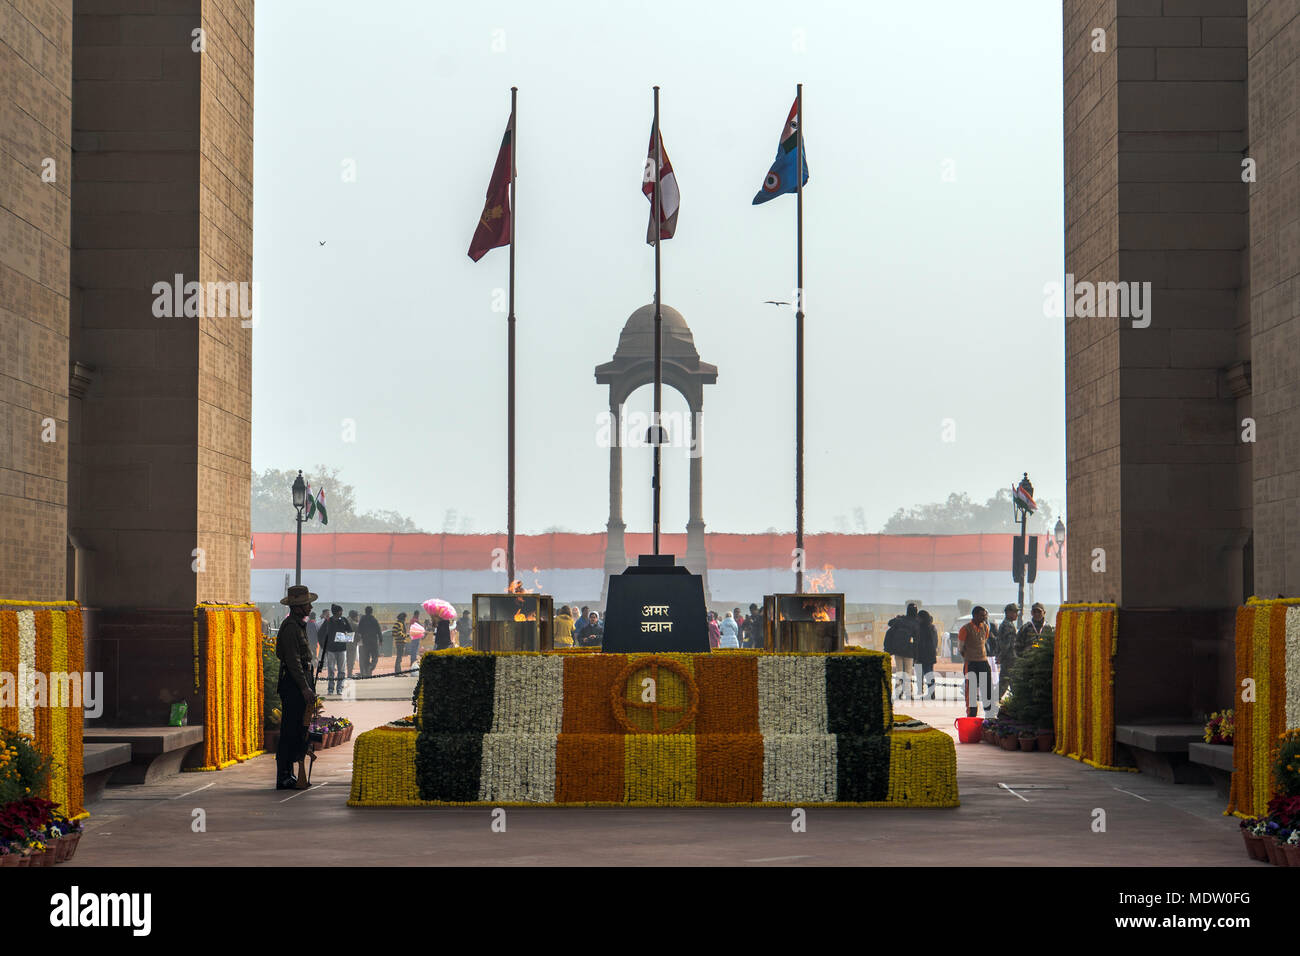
[[1285, 607, 1300, 730], [17, 610, 35, 736], [490, 655, 564, 734], [478, 733, 557, 802], [757, 656, 827, 734], [762, 734, 837, 803]]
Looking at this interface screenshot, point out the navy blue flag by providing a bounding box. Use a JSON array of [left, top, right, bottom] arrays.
[[753, 98, 808, 204]]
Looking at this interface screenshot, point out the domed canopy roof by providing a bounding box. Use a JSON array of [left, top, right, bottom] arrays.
[[595, 303, 717, 399], [613, 304, 699, 359]]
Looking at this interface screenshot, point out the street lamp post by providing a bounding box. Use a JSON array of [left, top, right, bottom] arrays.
[[1054, 517, 1066, 607], [292, 471, 307, 586]]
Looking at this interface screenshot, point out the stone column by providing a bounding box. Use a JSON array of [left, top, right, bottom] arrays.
[[602, 399, 627, 604], [683, 397, 710, 601], [0, 0, 72, 602], [70, 1, 253, 724]]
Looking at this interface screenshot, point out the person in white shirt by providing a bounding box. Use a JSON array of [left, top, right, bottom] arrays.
[[719, 611, 741, 648]]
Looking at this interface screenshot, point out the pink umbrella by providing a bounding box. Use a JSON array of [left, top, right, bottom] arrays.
[[422, 598, 458, 621]]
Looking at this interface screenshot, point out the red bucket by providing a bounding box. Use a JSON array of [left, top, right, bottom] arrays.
[[954, 717, 983, 744]]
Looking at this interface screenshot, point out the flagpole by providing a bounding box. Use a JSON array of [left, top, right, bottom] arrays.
[[507, 87, 517, 588], [794, 82, 804, 594], [652, 85, 662, 557]]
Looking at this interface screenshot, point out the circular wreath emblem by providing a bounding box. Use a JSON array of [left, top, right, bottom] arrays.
[[610, 655, 700, 735]]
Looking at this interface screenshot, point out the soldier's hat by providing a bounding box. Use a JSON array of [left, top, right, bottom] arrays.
[[280, 584, 318, 606]]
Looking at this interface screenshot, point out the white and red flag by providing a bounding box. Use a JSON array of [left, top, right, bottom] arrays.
[[642, 123, 679, 243]]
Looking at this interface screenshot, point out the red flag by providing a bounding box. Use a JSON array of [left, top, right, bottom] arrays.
[[642, 123, 679, 243], [468, 112, 513, 262]]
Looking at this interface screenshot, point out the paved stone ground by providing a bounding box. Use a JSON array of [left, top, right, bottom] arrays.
[[71, 681, 1255, 867]]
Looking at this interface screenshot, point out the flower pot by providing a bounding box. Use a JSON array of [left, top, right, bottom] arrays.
[[1018, 737, 1036, 752], [15, 853, 31, 867], [329, 731, 342, 747], [0, 854, 16, 867], [981, 728, 993, 744], [52, 836, 70, 863], [1283, 844, 1300, 867], [1036, 733, 1055, 752], [63, 833, 81, 862], [999, 735, 1019, 751], [1243, 832, 1268, 861], [34, 847, 56, 867], [1264, 840, 1284, 866], [344, 726, 353, 742]]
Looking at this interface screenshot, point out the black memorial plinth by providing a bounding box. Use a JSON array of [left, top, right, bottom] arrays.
[[602, 554, 710, 653]]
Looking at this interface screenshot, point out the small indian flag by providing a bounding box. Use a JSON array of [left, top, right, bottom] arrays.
[[1012, 477, 1036, 514], [315, 488, 329, 525], [304, 482, 316, 521]]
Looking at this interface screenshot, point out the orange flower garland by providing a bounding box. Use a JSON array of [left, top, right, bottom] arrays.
[[190, 603, 265, 771], [1053, 603, 1128, 771], [0, 611, 16, 734], [385, 650, 953, 807], [1227, 597, 1299, 817], [0, 600, 87, 819]]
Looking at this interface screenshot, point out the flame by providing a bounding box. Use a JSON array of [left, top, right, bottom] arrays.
[[809, 604, 831, 622], [506, 567, 543, 594], [512, 594, 537, 622], [806, 563, 836, 593]]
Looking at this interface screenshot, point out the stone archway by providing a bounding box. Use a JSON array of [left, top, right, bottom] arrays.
[[595, 304, 717, 603]]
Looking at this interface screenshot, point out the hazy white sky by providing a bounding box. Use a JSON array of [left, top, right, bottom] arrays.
[[251, 0, 1065, 535]]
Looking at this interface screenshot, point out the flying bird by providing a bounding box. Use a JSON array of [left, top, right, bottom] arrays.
[[319, 241, 326, 246], [764, 300, 790, 306]]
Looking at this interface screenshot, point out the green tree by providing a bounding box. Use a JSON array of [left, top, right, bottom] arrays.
[[251, 466, 425, 533], [882, 487, 1055, 534]]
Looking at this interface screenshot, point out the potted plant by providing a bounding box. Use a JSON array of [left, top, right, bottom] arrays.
[[1263, 822, 1285, 865], [1202, 710, 1234, 745], [981, 720, 995, 744], [999, 725, 1020, 751], [264, 706, 282, 754], [1241, 818, 1268, 860], [1272, 828, 1293, 866], [1018, 728, 1037, 752], [1283, 830, 1300, 867], [1036, 727, 1055, 752]]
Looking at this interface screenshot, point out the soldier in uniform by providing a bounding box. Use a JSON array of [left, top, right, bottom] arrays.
[[276, 584, 319, 790]]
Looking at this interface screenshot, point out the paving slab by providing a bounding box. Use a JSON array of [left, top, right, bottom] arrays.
[[66, 695, 1254, 867]]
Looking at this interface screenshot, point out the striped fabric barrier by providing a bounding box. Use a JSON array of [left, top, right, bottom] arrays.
[[0, 600, 87, 819], [348, 650, 959, 807], [252, 531, 1065, 606]]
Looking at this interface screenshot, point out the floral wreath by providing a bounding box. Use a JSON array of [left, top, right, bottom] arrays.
[[609, 655, 700, 735]]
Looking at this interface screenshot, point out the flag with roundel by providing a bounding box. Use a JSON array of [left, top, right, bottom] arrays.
[[753, 98, 808, 205], [642, 123, 679, 243]]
